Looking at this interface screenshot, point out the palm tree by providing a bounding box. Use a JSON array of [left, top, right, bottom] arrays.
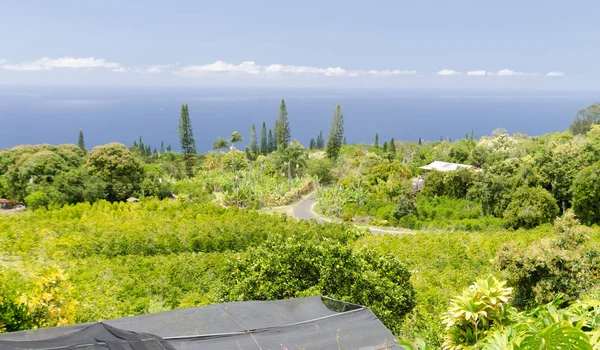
[[277, 141, 307, 191], [212, 137, 228, 153], [213, 137, 229, 173], [227, 132, 244, 205]]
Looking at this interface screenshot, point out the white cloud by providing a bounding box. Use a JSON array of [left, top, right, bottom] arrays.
[[178, 61, 369, 77], [546, 71, 566, 77], [130, 64, 177, 74], [487, 69, 539, 77], [467, 70, 487, 76], [180, 60, 262, 75], [437, 69, 461, 76], [494, 69, 519, 76], [0, 58, 6, 64], [367, 69, 417, 76], [1, 57, 123, 71]]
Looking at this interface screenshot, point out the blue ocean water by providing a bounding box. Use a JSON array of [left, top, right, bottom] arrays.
[[0, 86, 597, 152]]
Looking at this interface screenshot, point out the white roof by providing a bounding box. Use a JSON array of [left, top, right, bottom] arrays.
[[419, 161, 476, 172]]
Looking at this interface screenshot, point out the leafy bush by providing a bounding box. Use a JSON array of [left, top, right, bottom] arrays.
[[305, 157, 334, 184], [408, 276, 598, 350], [573, 162, 600, 225], [503, 186, 559, 229], [0, 268, 30, 332], [441, 276, 513, 349], [495, 211, 595, 308], [18, 267, 77, 328], [24, 191, 50, 210], [422, 168, 475, 199], [393, 194, 418, 220], [221, 235, 416, 335]]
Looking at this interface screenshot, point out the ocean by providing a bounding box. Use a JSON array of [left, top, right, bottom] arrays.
[[0, 86, 597, 152]]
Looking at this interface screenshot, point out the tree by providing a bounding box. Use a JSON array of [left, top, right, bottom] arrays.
[[228, 131, 244, 172], [418, 137, 422, 146], [178, 104, 196, 177], [569, 103, 600, 135], [276, 99, 291, 148], [582, 125, 600, 165], [316, 131, 324, 149], [77, 130, 86, 152], [503, 186, 559, 229], [536, 141, 584, 212], [389, 137, 396, 159], [496, 211, 593, 308], [374, 133, 379, 149], [221, 236, 416, 335], [85, 143, 144, 201], [276, 140, 307, 191], [343, 137, 347, 145], [249, 124, 258, 154], [24, 191, 50, 210], [309, 138, 315, 149], [393, 194, 418, 220], [212, 136, 229, 173], [326, 105, 344, 160], [382, 141, 388, 153], [47, 168, 107, 205], [160, 141, 165, 154], [572, 162, 600, 225], [260, 122, 267, 155], [267, 129, 276, 152], [140, 164, 172, 199]]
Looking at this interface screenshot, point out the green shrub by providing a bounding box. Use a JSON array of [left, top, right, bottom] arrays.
[[503, 186, 559, 229], [221, 236, 416, 334], [422, 168, 475, 199], [393, 195, 418, 220], [572, 162, 600, 225], [0, 268, 31, 332], [24, 191, 50, 210], [495, 211, 595, 308]]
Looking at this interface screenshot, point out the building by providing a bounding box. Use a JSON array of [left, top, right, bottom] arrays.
[[0, 199, 15, 210], [419, 161, 481, 172]]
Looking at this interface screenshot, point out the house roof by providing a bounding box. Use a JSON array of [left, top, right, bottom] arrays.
[[0, 199, 13, 203], [419, 161, 478, 172], [0, 296, 401, 350]]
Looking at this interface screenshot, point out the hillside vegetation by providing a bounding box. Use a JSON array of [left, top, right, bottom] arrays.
[[2, 102, 600, 348]]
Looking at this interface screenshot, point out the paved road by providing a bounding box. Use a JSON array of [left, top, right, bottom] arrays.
[[291, 192, 412, 235], [292, 193, 324, 223]]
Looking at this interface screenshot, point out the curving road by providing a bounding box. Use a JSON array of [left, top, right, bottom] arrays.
[[291, 192, 412, 235]]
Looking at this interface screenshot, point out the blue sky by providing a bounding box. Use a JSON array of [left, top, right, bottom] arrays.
[[1, 0, 598, 89]]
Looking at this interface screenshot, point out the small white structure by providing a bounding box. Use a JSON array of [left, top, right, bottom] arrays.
[[420, 161, 480, 172]]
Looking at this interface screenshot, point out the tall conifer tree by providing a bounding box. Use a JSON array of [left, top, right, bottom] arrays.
[[374, 133, 379, 149], [276, 99, 291, 148], [260, 122, 267, 155], [389, 137, 396, 159], [78, 129, 86, 152], [178, 104, 196, 177], [250, 124, 258, 154], [268, 129, 275, 152], [326, 105, 344, 160]]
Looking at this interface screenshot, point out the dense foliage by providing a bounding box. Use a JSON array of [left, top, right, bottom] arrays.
[[3, 100, 600, 349]]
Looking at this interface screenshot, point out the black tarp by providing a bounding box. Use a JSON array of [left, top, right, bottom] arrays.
[[0, 296, 402, 350]]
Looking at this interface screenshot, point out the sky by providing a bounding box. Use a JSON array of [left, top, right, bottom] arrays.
[[0, 0, 599, 89]]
